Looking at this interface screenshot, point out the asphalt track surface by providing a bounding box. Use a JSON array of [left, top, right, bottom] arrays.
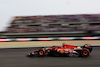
[[0, 47, 100, 67]]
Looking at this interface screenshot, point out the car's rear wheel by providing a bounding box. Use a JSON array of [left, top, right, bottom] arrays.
[[81, 49, 90, 57], [38, 50, 45, 57]]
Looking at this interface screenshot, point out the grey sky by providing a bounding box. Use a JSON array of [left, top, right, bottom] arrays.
[[0, 0, 100, 31]]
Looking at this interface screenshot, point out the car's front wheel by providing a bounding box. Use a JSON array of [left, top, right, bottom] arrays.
[[38, 50, 46, 57]]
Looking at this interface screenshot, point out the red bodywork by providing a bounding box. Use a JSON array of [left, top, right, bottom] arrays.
[[43, 44, 82, 54], [28, 44, 92, 57]]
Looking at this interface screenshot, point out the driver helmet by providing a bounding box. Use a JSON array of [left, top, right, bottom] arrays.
[[62, 43, 66, 47]]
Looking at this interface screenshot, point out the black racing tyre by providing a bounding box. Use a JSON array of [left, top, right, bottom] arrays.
[[81, 49, 90, 57], [38, 50, 45, 57]]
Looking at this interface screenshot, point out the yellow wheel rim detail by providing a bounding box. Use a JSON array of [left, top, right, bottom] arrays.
[[83, 51, 88, 55], [39, 51, 43, 55]]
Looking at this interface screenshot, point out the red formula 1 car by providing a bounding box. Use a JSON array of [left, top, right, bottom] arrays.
[[27, 43, 93, 57]]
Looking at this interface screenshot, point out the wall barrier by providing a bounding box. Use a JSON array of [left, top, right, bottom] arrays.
[[0, 36, 100, 42]]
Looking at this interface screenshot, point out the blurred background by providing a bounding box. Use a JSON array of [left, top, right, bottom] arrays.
[[2, 14, 100, 39], [0, 0, 100, 39]]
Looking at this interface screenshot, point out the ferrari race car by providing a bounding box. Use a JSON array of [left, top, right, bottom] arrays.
[[27, 43, 93, 57]]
